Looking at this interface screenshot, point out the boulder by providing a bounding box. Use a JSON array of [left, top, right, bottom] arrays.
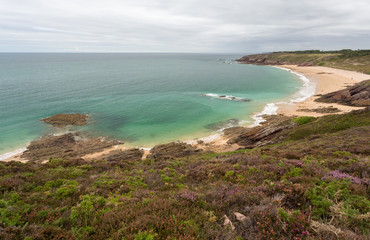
[[223, 215, 235, 230]]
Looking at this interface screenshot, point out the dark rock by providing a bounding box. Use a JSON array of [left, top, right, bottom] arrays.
[[297, 107, 341, 113], [105, 148, 144, 162], [147, 142, 203, 160], [41, 113, 89, 126], [316, 79, 370, 106], [228, 115, 296, 148], [21, 133, 118, 162]]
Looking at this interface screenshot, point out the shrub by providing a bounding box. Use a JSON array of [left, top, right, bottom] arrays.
[[293, 116, 315, 125]]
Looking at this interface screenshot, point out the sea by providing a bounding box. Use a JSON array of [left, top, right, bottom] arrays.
[[0, 53, 314, 159]]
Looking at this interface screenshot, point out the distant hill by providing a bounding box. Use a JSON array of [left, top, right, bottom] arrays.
[[237, 49, 370, 74]]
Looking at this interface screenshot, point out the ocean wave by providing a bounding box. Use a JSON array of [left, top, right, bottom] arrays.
[[273, 66, 316, 103], [250, 103, 279, 127], [0, 147, 27, 161], [201, 93, 251, 102], [249, 67, 316, 127]]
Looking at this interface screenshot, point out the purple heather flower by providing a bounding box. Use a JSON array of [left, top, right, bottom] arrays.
[[322, 170, 365, 184]]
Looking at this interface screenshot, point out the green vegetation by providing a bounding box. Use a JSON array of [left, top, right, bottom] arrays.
[[0, 109, 369, 239], [242, 49, 370, 74], [293, 116, 315, 125]]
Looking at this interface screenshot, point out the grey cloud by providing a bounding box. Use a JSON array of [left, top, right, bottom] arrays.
[[0, 0, 369, 52]]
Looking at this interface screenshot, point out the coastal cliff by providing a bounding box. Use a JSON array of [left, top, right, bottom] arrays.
[[237, 49, 370, 74]]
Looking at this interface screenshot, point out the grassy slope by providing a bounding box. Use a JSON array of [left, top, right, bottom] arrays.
[[243, 50, 370, 74], [1, 110, 369, 240]]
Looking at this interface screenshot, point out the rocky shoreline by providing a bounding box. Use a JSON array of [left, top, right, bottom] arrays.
[[3, 75, 370, 164]]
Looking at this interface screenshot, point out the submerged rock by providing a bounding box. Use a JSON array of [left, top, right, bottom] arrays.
[[147, 142, 203, 160], [41, 113, 89, 126], [205, 119, 240, 131]]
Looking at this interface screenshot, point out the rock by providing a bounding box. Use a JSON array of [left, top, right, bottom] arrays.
[[297, 107, 341, 113], [206, 119, 240, 131], [223, 215, 235, 230], [234, 212, 251, 227], [147, 142, 203, 160], [316, 79, 370, 106], [41, 113, 89, 126], [21, 133, 118, 162], [228, 115, 296, 148], [223, 126, 250, 138], [104, 148, 144, 162]]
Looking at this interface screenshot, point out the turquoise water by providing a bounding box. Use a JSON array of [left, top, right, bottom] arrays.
[[0, 53, 302, 155]]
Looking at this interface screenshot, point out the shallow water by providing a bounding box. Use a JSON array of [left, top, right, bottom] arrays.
[[0, 53, 302, 155]]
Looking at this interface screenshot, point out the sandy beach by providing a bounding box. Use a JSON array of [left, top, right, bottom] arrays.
[[275, 65, 369, 117], [2, 65, 369, 162]]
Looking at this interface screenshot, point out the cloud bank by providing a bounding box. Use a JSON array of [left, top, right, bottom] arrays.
[[1, 0, 369, 52]]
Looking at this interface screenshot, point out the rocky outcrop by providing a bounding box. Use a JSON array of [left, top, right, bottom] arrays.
[[41, 113, 89, 126], [104, 148, 144, 162], [147, 142, 203, 160], [226, 115, 296, 148], [236, 56, 283, 65], [21, 133, 117, 162], [315, 80, 370, 106], [297, 107, 341, 113]]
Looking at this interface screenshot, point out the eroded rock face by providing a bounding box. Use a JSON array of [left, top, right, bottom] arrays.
[[147, 142, 203, 160], [316, 80, 370, 106], [104, 148, 144, 162], [21, 133, 117, 162], [41, 113, 89, 126], [227, 115, 296, 148]]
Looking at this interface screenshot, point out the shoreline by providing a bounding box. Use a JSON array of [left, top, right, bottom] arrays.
[[2, 65, 369, 162], [274, 65, 369, 117]]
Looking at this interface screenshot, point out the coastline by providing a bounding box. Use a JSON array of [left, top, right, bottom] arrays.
[[274, 65, 369, 117], [2, 65, 369, 162]]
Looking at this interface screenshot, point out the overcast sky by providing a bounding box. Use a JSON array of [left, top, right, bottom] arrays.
[[1, 0, 369, 53]]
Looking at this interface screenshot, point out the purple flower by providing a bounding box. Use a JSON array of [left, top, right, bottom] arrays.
[[178, 191, 199, 203], [322, 170, 366, 185]]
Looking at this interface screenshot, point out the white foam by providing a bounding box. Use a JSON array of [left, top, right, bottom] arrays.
[[250, 103, 279, 127], [185, 133, 222, 145], [249, 67, 316, 127], [201, 93, 250, 102], [0, 148, 27, 161], [273, 66, 316, 103]]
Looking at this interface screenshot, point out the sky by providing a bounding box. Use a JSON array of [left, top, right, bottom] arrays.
[[1, 0, 369, 53]]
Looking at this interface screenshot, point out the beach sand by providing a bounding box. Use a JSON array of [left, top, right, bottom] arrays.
[[2, 65, 369, 162], [275, 65, 369, 117]]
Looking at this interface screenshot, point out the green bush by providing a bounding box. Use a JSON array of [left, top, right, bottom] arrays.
[[293, 116, 315, 125]]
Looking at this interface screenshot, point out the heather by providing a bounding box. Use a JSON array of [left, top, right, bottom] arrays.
[[1, 110, 369, 239]]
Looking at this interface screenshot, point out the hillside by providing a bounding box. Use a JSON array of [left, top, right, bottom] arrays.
[[1, 107, 369, 239], [237, 49, 370, 74]]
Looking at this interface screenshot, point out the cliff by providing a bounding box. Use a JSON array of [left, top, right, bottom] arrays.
[[237, 49, 370, 74]]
